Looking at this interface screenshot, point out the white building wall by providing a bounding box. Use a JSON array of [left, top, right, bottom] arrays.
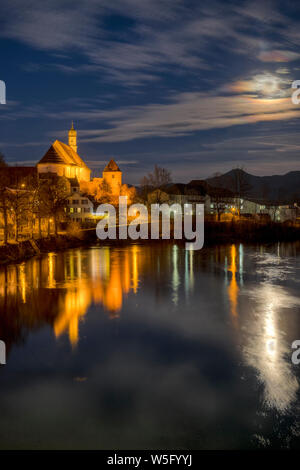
[[65, 189, 94, 222]]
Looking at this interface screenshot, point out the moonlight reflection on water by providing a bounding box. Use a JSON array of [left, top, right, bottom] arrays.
[[0, 242, 299, 449]]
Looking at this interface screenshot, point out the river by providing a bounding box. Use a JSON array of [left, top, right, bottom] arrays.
[[0, 242, 299, 449]]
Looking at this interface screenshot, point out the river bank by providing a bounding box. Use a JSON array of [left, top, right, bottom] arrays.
[[0, 234, 93, 266], [0, 220, 299, 265]]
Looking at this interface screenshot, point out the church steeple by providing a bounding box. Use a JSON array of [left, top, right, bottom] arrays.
[[68, 121, 77, 153]]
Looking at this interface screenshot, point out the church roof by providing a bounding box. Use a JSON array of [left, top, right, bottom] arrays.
[[68, 178, 80, 187], [38, 140, 89, 169], [103, 159, 121, 172]]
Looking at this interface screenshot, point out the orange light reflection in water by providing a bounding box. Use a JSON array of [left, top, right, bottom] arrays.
[[227, 244, 239, 325], [52, 246, 141, 346]]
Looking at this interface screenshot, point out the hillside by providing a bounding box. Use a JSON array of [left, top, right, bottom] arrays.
[[205, 169, 300, 203]]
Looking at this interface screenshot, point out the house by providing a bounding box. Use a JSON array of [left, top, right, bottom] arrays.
[[65, 180, 94, 223], [146, 182, 208, 216]]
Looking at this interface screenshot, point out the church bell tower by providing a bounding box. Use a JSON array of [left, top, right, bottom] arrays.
[[68, 121, 77, 153]]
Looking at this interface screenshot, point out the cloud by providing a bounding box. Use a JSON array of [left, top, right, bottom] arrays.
[[227, 73, 292, 98], [1, 0, 300, 180], [86, 159, 138, 168], [258, 50, 300, 63], [5, 159, 38, 165], [0, 1, 101, 51], [1, 0, 300, 86], [74, 86, 300, 143], [276, 67, 290, 74]]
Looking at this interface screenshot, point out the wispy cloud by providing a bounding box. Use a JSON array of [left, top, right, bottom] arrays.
[[86, 159, 138, 168], [74, 86, 300, 143], [2, 0, 300, 179], [2, 0, 300, 86]]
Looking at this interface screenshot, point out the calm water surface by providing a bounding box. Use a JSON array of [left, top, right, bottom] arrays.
[[0, 242, 300, 449]]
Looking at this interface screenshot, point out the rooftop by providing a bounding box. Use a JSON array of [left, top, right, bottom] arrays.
[[103, 159, 121, 172], [38, 140, 89, 169]]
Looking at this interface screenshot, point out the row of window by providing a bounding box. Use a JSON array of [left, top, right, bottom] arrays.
[[67, 199, 89, 205], [66, 207, 91, 213], [73, 218, 95, 223], [210, 204, 243, 209]]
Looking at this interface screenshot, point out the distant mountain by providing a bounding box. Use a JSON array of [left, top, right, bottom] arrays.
[[205, 169, 300, 204]]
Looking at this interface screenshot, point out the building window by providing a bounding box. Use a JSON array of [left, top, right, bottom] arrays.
[[81, 200, 88, 204], [72, 200, 79, 204], [84, 208, 90, 213]]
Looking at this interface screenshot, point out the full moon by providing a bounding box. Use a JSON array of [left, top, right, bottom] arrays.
[[254, 74, 280, 97]]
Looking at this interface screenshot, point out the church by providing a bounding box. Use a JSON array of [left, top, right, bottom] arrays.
[[37, 123, 122, 196]]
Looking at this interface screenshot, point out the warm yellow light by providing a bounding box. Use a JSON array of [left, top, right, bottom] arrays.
[[228, 244, 239, 323]]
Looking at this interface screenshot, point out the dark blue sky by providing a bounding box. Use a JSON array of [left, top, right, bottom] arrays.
[[1, 0, 300, 184]]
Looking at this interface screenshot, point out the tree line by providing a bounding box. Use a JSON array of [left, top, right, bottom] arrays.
[[0, 153, 70, 243]]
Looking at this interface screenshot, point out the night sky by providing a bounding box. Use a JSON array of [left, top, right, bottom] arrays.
[[1, 0, 300, 184]]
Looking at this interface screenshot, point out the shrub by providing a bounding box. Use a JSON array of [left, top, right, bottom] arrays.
[[66, 221, 83, 239]]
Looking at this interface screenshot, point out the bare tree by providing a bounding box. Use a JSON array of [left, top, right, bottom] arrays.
[[230, 167, 252, 216], [0, 153, 9, 243], [0, 185, 10, 244], [0, 151, 7, 168], [209, 187, 228, 221], [0, 156, 11, 244], [8, 188, 32, 241], [42, 176, 70, 236], [96, 179, 113, 204], [30, 178, 50, 238], [141, 165, 172, 203], [120, 184, 136, 205]]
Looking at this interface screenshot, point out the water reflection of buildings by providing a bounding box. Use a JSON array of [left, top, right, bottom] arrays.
[[227, 244, 240, 323], [223, 243, 299, 412], [0, 246, 141, 348], [0, 242, 299, 413], [0, 244, 197, 350], [54, 246, 141, 345]]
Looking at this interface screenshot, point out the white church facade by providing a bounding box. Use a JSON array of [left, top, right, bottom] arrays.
[[36, 123, 123, 223], [37, 123, 122, 195]]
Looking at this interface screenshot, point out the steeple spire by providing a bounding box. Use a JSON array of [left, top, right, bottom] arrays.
[[68, 122, 77, 153]]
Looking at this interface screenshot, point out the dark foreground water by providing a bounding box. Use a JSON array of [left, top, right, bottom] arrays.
[[0, 242, 300, 450]]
